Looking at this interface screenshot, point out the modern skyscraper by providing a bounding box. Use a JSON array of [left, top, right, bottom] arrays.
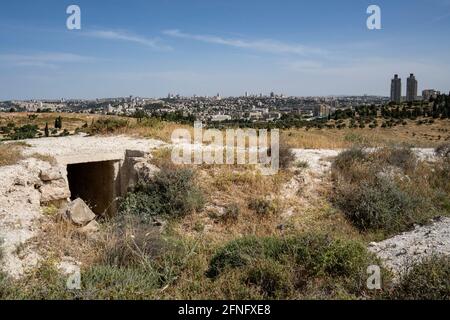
[[406, 73, 418, 102], [390, 74, 402, 104]]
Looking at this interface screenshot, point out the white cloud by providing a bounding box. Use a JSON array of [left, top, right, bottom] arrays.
[[87, 30, 171, 50], [163, 29, 326, 56]]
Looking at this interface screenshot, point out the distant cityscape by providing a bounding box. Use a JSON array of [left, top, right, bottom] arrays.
[[390, 73, 441, 104], [1, 74, 447, 123]]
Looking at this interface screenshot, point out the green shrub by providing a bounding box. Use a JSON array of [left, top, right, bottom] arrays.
[[207, 234, 377, 299], [333, 177, 419, 233], [248, 198, 277, 216], [379, 147, 417, 172], [8, 124, 38, 140], [322, 239, 371, 277], [244, 261, 293, 299], [0, 126, 12, 134], [332, 147, 367, 172], [221, 203, 240, 223], [0, 261, 72, 299], [88, 118, 129, 134], [437, 162, 450, 192], [54, 116, 62, 129], [207, 237, 263, 278], [119, 167, 204, 220], [0, 263, 161, 300], [332, 146, 446, 235], [207, 234, 374, 281], [389, 256, 450, 300], [80, 265, 159, 299]]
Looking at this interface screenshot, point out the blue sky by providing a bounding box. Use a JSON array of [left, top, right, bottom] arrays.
[[1, 0, 450, 99]]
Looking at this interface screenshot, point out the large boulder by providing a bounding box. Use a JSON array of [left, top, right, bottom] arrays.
[[62, 198, 96, 226]]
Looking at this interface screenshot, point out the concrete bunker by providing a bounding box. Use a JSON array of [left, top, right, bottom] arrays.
[[60, 149, 151, 217], [67, 160, 119, 216]]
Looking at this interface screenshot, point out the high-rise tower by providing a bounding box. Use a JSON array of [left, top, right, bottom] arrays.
[[406, 73, 418, 102], [390, 74, 402, 104]]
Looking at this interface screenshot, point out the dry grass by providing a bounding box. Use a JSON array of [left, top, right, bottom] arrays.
[[32, 216, 105, 268], [27, 153, 57, 165], [0, 142, 27, 166], [169, 164, 291, 244], [282, 118, 450, 149], [173, 160, 365, 249], [125, 121, 193, 143], [0, 112, 103, 132], [3, 112, 448, 148]]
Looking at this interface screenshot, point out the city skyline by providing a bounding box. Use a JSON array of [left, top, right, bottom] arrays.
[[1, 0, 450, 100]]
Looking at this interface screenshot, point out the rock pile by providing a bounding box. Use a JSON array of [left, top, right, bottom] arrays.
[[369, 217, 450, 276]]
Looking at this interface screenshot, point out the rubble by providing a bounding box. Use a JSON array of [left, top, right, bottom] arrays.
[[369, 217, 450, 276]]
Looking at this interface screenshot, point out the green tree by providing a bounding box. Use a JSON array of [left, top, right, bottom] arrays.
[[54, 116, 62, 129]]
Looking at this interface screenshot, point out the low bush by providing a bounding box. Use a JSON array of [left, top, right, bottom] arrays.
[[88, 118, 129, 134], [332, 146, 447, 236], [220, 203, 240, 223], [244, 260, 293, 299], [0, 261, 71, 299], [7, 124, 38, 140], [333, 177, 420, 233], [332, 147, 367, 173], [207, 233, 377, 298], [80, 265, 159, 299], [0, 261, 160, 300], [376, 147, 417, 173], [248, 198, 277, 216], [388, 256, 450, 300], [119, 167, 204, 220]]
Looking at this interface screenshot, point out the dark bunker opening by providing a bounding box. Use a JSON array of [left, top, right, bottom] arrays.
[[67, 160, 118, 216]]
